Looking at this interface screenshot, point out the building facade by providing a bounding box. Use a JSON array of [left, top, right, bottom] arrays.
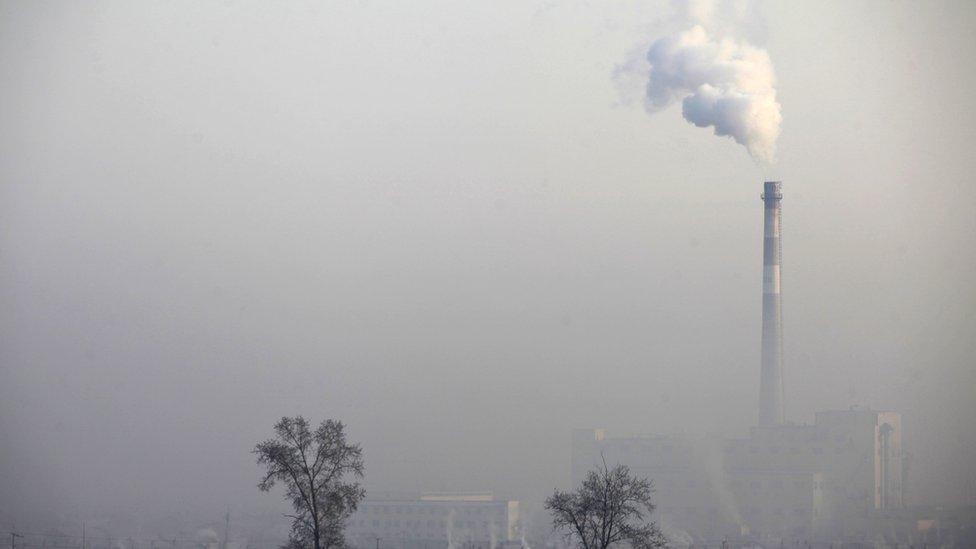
[[572, 409, 904, 544], [346, 493, 520, 549]]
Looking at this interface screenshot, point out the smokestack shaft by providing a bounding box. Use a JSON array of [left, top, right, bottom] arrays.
[[759, 181, 785, 426]]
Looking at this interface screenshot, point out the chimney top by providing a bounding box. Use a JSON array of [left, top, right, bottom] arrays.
[[763, 181, 782, 200]]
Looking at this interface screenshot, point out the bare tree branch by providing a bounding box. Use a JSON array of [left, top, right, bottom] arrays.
[[254, 416, 366, 549], [545, 462, 666, 549]]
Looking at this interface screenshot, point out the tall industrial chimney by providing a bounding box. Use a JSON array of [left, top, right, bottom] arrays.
[[759, 181, 785, 426]]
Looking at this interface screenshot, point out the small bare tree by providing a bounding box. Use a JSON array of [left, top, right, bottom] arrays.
[[254, 416, 365, 549], [545, 461, 666, 549]]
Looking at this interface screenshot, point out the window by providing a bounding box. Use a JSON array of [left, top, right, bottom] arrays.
[[812, 447, 823, 455], [769, 446, 780, 454]]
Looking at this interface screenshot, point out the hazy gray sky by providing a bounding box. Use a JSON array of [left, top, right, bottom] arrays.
[[2, 0, 974, 526]]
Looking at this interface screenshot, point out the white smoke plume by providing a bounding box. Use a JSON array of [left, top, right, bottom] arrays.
[[690, 437, 743, 528], [631, 1, 782, 163], [445, 509, 457, 549]]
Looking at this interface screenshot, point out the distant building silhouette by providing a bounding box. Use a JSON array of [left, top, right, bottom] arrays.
[[346, 492, 520, 549], [572, 182, 905, 545], [573, 409, 903, 543]]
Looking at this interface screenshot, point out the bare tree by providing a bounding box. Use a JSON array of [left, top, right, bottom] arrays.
[[255, 416, 366, 549], [545, 461, 666, 549]]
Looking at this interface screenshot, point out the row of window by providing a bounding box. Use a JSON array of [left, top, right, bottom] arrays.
[[610, 433, 857, 453], [611, 443, 852, 458], [653, 478, 812, 491], [744, 507, 811, 517], [658, 506, 811, 518], [351, 520, 496, 531], [614, 444, 677, 453], [360, 506, 502, 517], [739, 445, 847, 455], [730, 479, 810, 491]]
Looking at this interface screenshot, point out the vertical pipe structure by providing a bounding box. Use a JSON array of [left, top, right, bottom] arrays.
[[759, 181, 785, 426]]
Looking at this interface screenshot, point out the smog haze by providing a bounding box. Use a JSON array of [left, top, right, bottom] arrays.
[[1, 0, 974, 539]]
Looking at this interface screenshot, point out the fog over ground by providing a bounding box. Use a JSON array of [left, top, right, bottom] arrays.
[[1, 0, 974, 528]]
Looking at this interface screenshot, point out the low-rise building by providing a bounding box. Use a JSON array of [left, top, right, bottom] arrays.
[[346, 493, 520, 549], [572, 408, 904, 545]]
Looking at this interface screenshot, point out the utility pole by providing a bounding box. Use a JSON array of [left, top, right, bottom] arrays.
[[11, 533, 24, 549]]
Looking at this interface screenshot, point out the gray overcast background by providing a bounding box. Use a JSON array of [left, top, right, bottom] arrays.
[[1, 0, 974, 526]]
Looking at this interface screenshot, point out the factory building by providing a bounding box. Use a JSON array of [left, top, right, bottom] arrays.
[[345, 493, 520, 549], [572, 182, 905, 545], [573, 409, 903, 542]]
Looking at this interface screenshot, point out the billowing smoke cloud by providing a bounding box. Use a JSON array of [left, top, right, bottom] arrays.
[[634, 2, 782, 163]]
